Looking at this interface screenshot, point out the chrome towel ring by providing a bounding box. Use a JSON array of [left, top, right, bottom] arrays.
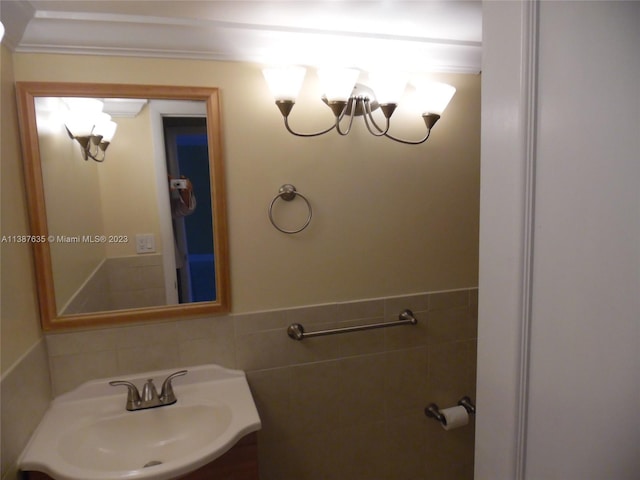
[[268, 184, 312, 234]]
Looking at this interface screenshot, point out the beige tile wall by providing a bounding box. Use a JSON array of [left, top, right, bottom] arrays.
[[45, 288, 477, 480], [0, 340, 51, 480], [245, 289, 477, 480], [62, 260, 111, 314], [62, 254, 166, 315], [106, 255, 166, 310]]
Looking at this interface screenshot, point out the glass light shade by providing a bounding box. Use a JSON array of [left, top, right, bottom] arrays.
[[413, 81, 456, 115], [94, 117, 118, 142], [262, 66, 307, 101], [368, 71, 408, 105], [63, 98, 104, 137], [317, 68, 360, 102], [63, 111, 94, 137], [0, 22, 5, 43]]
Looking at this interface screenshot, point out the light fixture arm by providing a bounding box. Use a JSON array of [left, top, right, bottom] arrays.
[[277, 100, 337, 137], [65, 126, 106, 162], [64, 118, 112, 162], [362, 98, 390, 136], [383, 113, 441, 145], [334, 99, 357, 136], [77, 135, 108, 162], [283, 116, 336, 137], [91, 141, 109, 162]]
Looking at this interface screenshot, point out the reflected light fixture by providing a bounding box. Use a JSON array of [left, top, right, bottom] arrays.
[[63, 98, 118, 162], [262, 66, 456, 145]]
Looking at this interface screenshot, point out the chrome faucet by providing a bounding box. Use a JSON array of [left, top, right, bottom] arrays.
[[109, 370, 188, 411]]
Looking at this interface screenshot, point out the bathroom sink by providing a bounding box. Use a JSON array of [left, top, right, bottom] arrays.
[[19, 364, 261, 480], [57, 404, 231, 472]]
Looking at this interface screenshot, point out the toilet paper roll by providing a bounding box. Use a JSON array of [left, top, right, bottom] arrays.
[[440, 405, 469, 430]]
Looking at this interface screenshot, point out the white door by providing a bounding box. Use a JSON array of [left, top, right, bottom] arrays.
[[476, 1, 640, 479]]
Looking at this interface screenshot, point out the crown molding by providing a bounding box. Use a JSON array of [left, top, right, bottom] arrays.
[[12, 5, 481, 74]]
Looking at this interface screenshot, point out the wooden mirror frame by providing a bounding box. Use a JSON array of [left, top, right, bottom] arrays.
[[15, 82, 230, 330]]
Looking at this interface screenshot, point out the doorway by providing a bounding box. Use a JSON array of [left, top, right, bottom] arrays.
[[163, 117, 216, 303]]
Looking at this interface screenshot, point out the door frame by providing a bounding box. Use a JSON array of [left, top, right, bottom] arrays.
[[149, 100, 207, 305], [475, 1, 538, 478]]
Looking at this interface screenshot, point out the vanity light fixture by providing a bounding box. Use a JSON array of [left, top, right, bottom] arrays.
[[262, 66, 456, 145], [63, 98, 118, 162]]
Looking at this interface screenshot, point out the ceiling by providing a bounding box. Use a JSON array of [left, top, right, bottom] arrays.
[[1, 1, 482, 74]]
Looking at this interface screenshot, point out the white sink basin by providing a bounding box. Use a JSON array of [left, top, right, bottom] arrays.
[[19, 364, 261, 480]]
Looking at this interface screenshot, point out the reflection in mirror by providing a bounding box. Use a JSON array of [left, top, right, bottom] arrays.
[[16, 83, 230, 330], [163, 117, 216, 304]]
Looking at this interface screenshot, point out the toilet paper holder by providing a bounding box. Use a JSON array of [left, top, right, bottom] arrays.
[[425, 396, 476, 425]]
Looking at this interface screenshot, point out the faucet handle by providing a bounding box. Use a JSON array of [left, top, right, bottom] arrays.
[[109, 380, 141, 411], [160, 370, 188, 404]]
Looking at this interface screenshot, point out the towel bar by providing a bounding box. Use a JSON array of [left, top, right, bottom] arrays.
[[287, 309, 417, 340]]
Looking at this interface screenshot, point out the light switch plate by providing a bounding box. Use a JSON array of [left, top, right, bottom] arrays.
[[135, 233, 156, 253]]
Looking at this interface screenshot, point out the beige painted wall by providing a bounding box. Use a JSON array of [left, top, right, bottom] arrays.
[[0, 45, 42, 374], [13, 53, 480, 315], [99, 105, 163, 257], [36, 100, 107, 310]]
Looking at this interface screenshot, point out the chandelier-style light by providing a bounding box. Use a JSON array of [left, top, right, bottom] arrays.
[[63, 98, 118, 162], [262, 66, 456, 145]]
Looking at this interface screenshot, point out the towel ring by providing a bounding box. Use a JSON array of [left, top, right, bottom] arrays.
[[268, 184, 312, 234]]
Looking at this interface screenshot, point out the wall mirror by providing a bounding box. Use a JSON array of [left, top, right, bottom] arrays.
[[16, 82, 230, 331]]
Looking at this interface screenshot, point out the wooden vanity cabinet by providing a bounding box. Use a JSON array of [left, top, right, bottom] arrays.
[[23, 432, 258, 480], [178, 433, 258, 480]]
